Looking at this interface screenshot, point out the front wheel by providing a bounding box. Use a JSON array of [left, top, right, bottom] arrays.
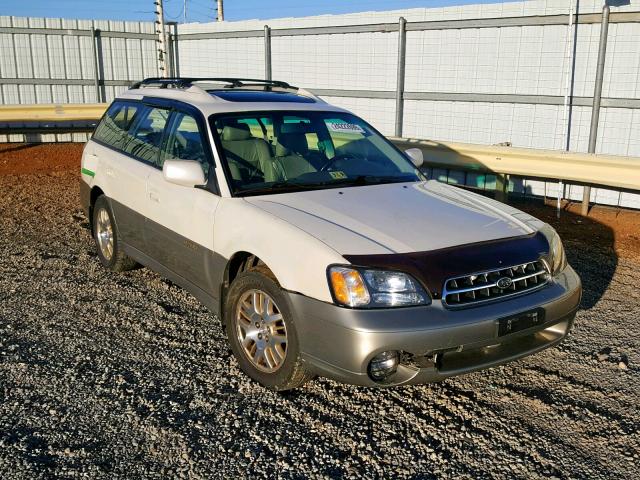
[[224, 268, 313, 391]]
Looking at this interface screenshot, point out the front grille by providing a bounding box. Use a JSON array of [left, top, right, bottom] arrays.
[[442, 260, 549, 308]]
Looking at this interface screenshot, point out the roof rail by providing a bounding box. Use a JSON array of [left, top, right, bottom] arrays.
[[130, 77, 295, 91]]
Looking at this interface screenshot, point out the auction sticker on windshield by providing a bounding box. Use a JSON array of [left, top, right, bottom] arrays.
[[329, 171, 347, 179], [327, 121, 365, 134]]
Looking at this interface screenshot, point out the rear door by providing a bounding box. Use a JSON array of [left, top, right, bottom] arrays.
[[113, 103, 171, 252], [145, 105, 220, 294], [90, 100, 151, 251]]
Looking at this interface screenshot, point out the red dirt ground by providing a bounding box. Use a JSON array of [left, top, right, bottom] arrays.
[[0, 142, 84, 175], [1, 142, 638, 259]]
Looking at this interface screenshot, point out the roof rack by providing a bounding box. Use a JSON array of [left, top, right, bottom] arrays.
[[130, 77, 294, 91]]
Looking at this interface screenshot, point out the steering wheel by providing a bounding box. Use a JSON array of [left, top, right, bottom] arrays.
[[319, 153, 360, 172]]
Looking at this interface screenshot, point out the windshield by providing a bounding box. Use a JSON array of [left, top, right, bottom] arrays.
[[210, 111, 423, 196]]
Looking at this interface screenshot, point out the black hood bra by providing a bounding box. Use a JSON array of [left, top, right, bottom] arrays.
[[344, 231, 549, 299]]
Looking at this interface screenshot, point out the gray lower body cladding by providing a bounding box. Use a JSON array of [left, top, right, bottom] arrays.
[[122, 241, 224, 316], [81, 190, 227, 315], [80, 180, 91, 218], [288, 265, 582, 387]]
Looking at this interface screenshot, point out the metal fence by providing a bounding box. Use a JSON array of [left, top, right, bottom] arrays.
[[3, 8, 640, 145], [170, 5, 640, 208], [1, 4, 640, 208], [0, 16, 161, 141], [175, 10, 640, 137]]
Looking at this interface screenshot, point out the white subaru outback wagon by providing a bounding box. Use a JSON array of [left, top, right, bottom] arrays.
[[80, 77, 582, 390]]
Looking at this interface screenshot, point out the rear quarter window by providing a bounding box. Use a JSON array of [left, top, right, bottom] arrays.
[[93, 102, 139, 150], [121, 106, 171, 165]]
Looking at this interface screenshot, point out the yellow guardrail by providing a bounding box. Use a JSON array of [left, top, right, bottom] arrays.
[[391, 138, 640, 192], [1, 103, 639, 193], [0, 103, 107, 122]]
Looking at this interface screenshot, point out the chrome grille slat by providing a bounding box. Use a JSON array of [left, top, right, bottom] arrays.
[[443, 260, 549, 308], [445, 269, 547, 295]]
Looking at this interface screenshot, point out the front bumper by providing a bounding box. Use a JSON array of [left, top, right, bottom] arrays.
[[287, 265, 581, 387]]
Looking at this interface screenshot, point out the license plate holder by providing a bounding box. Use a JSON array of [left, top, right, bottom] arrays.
[[497, 308, 545, 337]]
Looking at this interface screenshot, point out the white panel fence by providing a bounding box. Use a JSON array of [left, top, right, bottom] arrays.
[[1, 0, 640, 207], [0, 16, 161, 142]]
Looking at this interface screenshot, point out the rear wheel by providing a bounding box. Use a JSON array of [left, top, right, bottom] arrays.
[[225, 268, 313, 390], [92, 195, 137, 272]]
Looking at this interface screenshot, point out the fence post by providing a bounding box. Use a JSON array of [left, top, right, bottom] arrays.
[[166, 31, 174, 77], [264, 25, 272, 81], [165, 21, 180, 77], [171, 22, 180, 77], [395, 17, 407, 138], [495, 173, 509, 203], [90, 27, 102, 103], [165, 22, 176, 77], [583, 4, 610, 216]]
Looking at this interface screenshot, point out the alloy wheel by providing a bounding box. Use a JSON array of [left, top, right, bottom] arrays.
[[95, 207, 114, 261], [235, 289, 288, 373]]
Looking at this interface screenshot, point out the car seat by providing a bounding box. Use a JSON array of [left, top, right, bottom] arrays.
[[274, 132, 319, 179], [221, 123, 279, 183]]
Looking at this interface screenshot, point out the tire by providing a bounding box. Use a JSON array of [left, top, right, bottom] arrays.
[[92, 195, 137, 272], [224, 267, 313, 391]]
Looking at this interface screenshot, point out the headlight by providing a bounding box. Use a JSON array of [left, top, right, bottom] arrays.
[[328, 266, 430, 308], [541, 225, 567, 275]]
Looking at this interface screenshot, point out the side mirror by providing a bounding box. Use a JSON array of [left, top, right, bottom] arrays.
[[163, 159, 206, 187], [405, 148, 424, 168]]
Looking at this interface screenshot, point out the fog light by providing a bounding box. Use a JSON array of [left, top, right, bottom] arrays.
[[368, 351, 399, 381]]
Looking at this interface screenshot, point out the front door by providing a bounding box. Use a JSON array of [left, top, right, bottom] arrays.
[[144, 108, 220, 295]]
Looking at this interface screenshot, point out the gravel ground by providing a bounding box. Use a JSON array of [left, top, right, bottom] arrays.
[[1, 166, 639, 478]]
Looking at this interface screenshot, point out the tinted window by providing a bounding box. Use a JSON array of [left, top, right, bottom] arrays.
[[210, 91, 316, 103], [122, 106, 170, 164], [93, 102, 139, 149], [162, 112, 209, 175]]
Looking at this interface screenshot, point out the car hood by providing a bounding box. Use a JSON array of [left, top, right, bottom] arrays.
[[245, 181, 540, 255]]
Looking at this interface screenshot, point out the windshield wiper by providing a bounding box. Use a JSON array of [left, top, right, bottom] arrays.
[[321, 175, 414, 187], [236, 181, 317, 196], [236, 175, 416, 196]]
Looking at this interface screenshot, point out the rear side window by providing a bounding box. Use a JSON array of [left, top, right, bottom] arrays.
[[121, 107, 171, 164], [93, 102, 139, 149]]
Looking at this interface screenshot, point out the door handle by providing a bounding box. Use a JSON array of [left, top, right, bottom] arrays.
[[149, 191, 160, 203]]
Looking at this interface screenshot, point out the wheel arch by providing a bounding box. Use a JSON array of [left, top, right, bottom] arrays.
[[88, 186, 105, 236], [220, 251, 278, 315], [213, 198, 347, 305]]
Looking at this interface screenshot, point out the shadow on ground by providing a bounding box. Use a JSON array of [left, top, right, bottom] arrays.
[[509, 196, 618, 310]]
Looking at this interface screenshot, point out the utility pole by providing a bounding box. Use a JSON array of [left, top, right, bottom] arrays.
[[217, 0, 224, 21], [183, 0, 188, 23], [154, 0, 168, 77]]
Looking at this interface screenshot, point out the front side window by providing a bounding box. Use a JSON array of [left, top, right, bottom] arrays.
[[162, 111, 209, 176], [210, 111, 422, 196], [122, 106, 170, 164], [93, 102, 139, 149]]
